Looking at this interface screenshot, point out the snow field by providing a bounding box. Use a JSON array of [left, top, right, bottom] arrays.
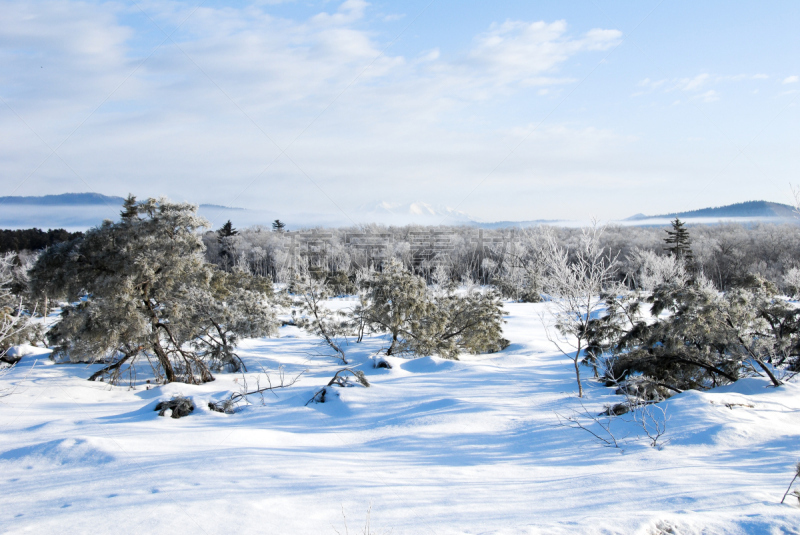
[[1, 302, 799, 534]]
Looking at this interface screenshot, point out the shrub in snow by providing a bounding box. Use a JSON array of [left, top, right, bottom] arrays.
[[409, 285, 509, 360], [357, 259, 508, 359], [155, 396, 194, 418], [306, 368, 370, 405], [372, 355, 392, 369], [358, 259, 433, 356], [590, 274, 793, 394], [30, 196, 278, 385], [209, 366, 304, 413]]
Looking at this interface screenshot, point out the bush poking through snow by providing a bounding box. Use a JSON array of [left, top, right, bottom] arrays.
[[372, 355, 392, 369], [155, 396, 195, 418], [209, 367, 304, 414], [357, 259, 508, 359], [587, 272, 799, 396], [556, 400, 627, 449], [306, 368, 370, 405], [781, 461, 800, 504], [293, 270, 349, 364], [334, 503, 387, 535]]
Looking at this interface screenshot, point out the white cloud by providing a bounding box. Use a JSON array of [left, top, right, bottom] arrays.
[[639, 72, 769, 101], [696, 90, 719, 102], [467, 20, 621, 85], [783, 75, 799, 84], [0, 1, 648, 221], [678, 73, 710, 91], [312, 0, 369, 25]]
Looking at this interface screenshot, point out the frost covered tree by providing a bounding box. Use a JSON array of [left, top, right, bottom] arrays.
[[358, 259, 508, 359], [359, 259, 433, 356], [410, 282, 509, 359], [628, 248, 688, 291], [542, 223, 618, 397], [30, 197, 277, 385], [293, 269, 349, 364], [0, 253, 39, 363], [784, 267, 800, 298], [596, 275, 791, 393]]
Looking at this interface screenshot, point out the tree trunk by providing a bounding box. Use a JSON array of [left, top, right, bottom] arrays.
[[387, 332, 399, 356], [152, 340, 175, 383], [574, 340, 583, 398], [89, 353, 133, 383], [751, 356, 783, 387]]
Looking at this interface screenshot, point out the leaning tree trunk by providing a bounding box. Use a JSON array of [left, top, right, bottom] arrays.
[[151, 339, 176, 383]]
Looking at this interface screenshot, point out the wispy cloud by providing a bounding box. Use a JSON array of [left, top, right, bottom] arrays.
[[467, 20, 621, 86], [0, 0, 627, 219], [634, 72, 771, 101]]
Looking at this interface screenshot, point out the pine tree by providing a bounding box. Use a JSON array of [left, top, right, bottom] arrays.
[[30, 198, 277, 385], [357, 259, 508, 359], [217, 220, 238, 241], [120, 194, 139, 220], [359, 259, 433, 356], [410, 285, 509, 359], [272, 219, 286, 232], [664, 218, 693, 263]]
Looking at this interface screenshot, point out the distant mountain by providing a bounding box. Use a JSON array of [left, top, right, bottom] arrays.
[[200, 203, 244, 211], [0, 193, 126, 206], [0, 193, 243, 210], [0, 193, 247, 231], [472, 219, 562, 229], [354, 201, 473, 224], [626, 201, 796, 221]]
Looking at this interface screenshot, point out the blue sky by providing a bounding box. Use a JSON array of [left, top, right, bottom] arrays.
[[1, 0, 798, 223]]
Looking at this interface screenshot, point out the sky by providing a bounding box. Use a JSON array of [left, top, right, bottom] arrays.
[[1, 0, 798, 224]]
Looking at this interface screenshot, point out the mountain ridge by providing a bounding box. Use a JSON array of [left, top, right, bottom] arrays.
[[0, 193, 242, 211], [626, 200, 796, 221]]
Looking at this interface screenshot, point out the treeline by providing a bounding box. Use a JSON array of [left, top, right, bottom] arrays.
[[2, 200, 798, 405], [0, 228, 83, 254], [205, 220, 800, 295]]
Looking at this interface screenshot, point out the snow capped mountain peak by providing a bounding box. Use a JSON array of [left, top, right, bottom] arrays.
[[355, 200, 473, 224]]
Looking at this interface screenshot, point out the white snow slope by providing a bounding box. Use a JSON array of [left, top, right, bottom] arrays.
[[1, 301, 799, 534]]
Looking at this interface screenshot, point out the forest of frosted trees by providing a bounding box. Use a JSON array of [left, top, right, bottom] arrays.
[[205, 218, 800, 296], [2, 197, 799, 406]]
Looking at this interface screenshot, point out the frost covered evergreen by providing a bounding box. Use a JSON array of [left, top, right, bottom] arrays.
[[589, 274, 795, 394], [358, 259, 507, 359], [30, 196, 278, 385]]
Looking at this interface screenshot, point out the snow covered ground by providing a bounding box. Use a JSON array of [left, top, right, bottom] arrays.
[[1, 302, 799, 534]]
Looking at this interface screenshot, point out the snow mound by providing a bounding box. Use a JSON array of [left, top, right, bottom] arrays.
[[0, 438, 115, 467], [399, 355, 458, 373], [5, 344, 52, 357]]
